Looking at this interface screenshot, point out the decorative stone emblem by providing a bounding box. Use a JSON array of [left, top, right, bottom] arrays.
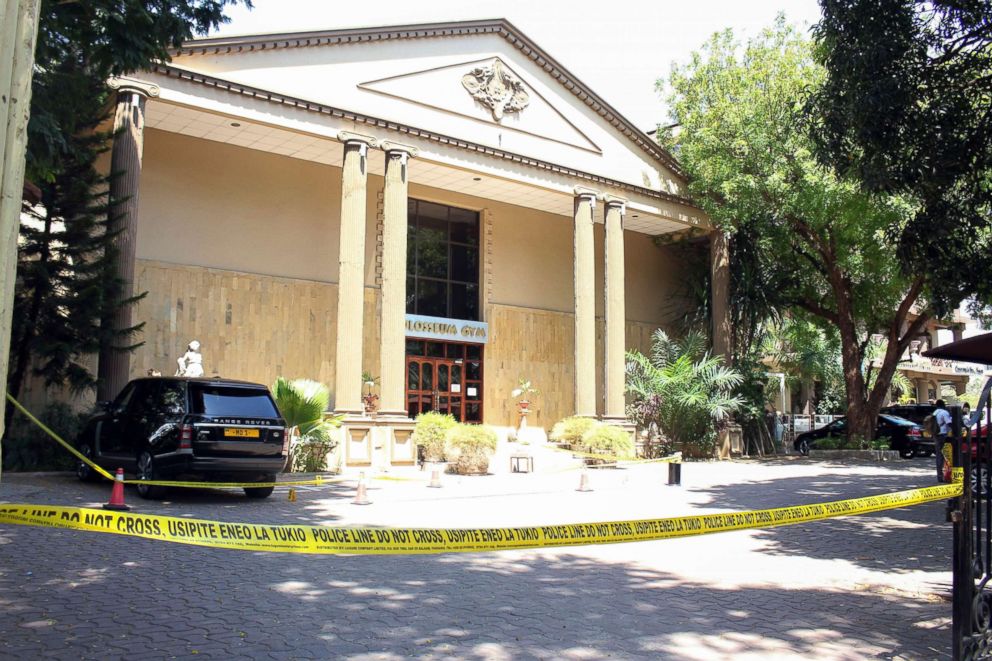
[[461, 59, 530, 121]]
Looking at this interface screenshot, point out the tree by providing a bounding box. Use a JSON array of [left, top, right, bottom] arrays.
[[811, 1, 992, 321], [7, 1, 251, 423], [766, 315, 842, 414], [660, 19, 943, 441]]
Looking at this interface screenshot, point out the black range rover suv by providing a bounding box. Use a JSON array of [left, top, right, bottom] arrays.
[[76, 377, 287, 499]]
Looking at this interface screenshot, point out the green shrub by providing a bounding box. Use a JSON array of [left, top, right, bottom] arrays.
[[578, 424, 634, 459], [413, 411, 457, 462], [446, 424, 497, 474], [815, 438, 841, 450], [549, 416, 598, 446], [2, 402, 87, 472]]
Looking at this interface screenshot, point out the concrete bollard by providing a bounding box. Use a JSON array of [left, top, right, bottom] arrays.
[[667, 462, 682, 486]]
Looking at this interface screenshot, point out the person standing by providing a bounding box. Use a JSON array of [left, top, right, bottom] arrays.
[[933, 399, 952, 482]]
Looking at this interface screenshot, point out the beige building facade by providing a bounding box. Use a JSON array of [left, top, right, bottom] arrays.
[[98, 20, 723, 466]]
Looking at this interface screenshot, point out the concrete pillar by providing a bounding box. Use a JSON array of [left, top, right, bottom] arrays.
[[915, 378, 928, 404], [97, 78, 160, 402], [0, 0, 42, 467], [333, 132, 377, 415], [955, 380, 967, 396], [710, 230, 732, 363], [573, 187, 597, 417], [603, 195, 627, 420], [378, 141, 418, 418], [953, 326, 964, 343]]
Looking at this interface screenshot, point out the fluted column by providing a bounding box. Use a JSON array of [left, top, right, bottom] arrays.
[[573, 187, 597, 417], [603, 195, 627, 420], [378, 141, 418, 418], [710, 230, 732, 363], [334, 132, 377, 415], [97, 78, 160, 402]]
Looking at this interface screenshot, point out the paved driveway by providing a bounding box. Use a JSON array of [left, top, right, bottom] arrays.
[[0, 456, 953, 660]]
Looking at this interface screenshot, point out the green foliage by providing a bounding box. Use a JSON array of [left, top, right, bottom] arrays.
[[625, 329, 743, 454], [811, 2, 992, 320], [549, 416, 598, 446], [660, 17, 938, 441], [814, 436, 890, 451], [271, 378, 339, 472], [2, 403, 87, 471], [446, 424, 497, 474], [510, 379, 539, 400], [579, 424, 634, 459], [29, 0, 251, 184], [8, 1, 251, 425], [413, 411, 457, 462]]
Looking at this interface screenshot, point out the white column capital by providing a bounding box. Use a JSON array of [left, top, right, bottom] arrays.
[[380, 141, 420, 161], [573, 186, 598, 207], [107, 76, 160, 99], [337, 131, 379, 152], [602, 194, 627, 215]]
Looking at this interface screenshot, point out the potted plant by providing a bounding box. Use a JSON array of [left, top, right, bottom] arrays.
[[446, 423, 498, 475], [549, 416, 598, 450], [412, 411, 456, 467], [361, 371, 379, 416], [578, 423, 634, 466], [271, 377, 342, 472], [510, 378, 540, 432]]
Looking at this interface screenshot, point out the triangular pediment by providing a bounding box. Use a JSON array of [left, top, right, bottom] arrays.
[[162, 20, 687, 193], [358, 57, 600, 153]]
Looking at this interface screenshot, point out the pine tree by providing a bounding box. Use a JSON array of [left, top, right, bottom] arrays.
[[5, 61, 138, 424]]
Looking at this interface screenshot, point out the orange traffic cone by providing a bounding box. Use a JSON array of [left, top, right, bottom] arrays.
[[352, 472, 371, 505], [428, 467, 443, 489], [103, 468, 131, 511], [576, 468, 593, 492]]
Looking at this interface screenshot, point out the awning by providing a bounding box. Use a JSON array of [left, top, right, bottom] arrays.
[[923, 332, 992, 365]]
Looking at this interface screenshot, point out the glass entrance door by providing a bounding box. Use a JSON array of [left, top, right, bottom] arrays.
[[406, 340, 483, 423], [406, 358, 464, 420]]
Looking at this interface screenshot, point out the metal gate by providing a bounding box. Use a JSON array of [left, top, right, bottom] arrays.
[[953, 380, 992, 659]]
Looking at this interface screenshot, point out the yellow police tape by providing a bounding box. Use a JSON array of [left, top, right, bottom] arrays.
[[6, 393, 339, 489], [545, 444, 682, 464], [0, 483, 962, 555]]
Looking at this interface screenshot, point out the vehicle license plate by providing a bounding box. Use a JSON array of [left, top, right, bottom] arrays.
[[224, 428, 260, 438]]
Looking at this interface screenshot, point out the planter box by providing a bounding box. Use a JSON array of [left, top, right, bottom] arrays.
[[808, 449, 901, 461]]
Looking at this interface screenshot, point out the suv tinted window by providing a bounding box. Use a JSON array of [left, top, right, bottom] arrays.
[[160, 382, 186, 422], [190, 385, 279, 418]]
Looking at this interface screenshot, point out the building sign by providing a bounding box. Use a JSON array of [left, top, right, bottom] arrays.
[[405, 314, 489, 344]]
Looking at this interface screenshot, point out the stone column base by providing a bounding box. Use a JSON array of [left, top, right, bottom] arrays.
[[337, 413, 416, 469]]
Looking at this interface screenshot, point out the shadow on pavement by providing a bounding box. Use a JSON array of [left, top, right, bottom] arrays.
[[695, 464, 951, 575], [0, 523, 950, 660]]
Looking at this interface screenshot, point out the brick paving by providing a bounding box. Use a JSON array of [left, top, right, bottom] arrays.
[[0, 452, 954, 660]]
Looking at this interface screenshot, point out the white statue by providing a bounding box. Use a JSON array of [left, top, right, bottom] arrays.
[[176, 340, 204, 377]]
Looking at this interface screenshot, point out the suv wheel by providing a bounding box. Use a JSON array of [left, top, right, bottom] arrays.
[[76, 444, 98, 482], [244, 475, 276, 499], [244, 485, 275, 499], [797, 439, 810, 456], [136, 451, 166, 499], [899, 447, 915, 459]]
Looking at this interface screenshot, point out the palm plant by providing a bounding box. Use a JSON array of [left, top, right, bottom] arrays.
[[765, 317, 841, 413], [626, 329, 744, 454], [271, 378, 341, 472]]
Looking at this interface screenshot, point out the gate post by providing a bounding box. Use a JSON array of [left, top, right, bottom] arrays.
[[951, 406, 970, 661]]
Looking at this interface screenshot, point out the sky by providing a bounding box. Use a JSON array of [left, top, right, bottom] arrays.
[[212, 0, 823, 131]]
